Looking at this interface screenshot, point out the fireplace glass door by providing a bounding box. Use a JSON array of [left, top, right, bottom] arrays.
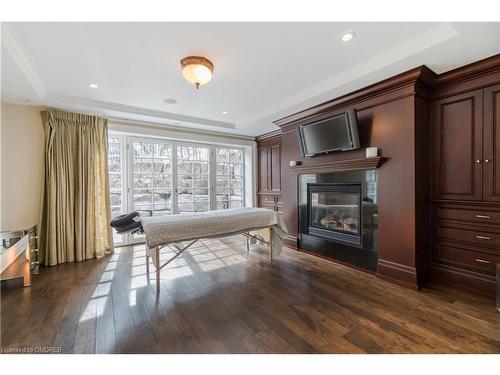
[[307, 184, 362, 246]]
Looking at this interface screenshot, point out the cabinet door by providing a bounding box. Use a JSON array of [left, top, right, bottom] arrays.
[[270, 143, 281, 192], [258, 146, 269, 192], [484, 84, 500, 202], [432, 90, 483, 200]]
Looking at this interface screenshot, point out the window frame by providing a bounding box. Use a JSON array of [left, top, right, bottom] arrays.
[[175, 142, 211, 213], [107, 132, 127, 246], [214, 146, 245, 210], [128, 136, 175, 218]]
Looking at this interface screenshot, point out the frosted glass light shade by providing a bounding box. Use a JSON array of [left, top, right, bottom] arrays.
[[180, 56, 214, 89]]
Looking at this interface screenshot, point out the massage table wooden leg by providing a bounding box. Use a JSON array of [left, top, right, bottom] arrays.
[[155, 246, 160, 293], [269, 228, 273, 261]]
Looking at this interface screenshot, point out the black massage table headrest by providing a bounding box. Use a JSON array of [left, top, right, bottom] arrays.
[[110, 211, 143, 234]]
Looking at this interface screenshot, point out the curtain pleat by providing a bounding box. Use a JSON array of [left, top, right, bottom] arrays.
[[38, 109, 113, 266]]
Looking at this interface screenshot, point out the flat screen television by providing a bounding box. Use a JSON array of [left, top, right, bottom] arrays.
[[298, 110, 360, 156]]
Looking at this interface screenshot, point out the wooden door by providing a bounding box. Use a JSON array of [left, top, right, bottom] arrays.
[[432, 90, 484, 201], [258, 146, 269, 192], [270, 143, 281, 192], [484, 84, 500, 202]]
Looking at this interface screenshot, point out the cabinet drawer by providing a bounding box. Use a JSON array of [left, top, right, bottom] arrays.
[[437, 207, 500, 226], [437, 225, 500, 249], [259, 195, 275, 203], [258, 196, 275, 209], [275, 196, 283, 207], [436, 243, 500, 274]]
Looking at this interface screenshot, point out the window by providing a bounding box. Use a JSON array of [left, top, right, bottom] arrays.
[[107, 136, 124, 244], [131, 140, 173, 217], [216, 147, 244, 209], [107, 134, 247, 245], [177, 144, 210, 213]]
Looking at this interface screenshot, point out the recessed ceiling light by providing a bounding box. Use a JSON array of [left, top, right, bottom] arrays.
[[164, 98, 177, 104], [88, 83, 99, 89], [341, 32, 355, 42], [222, 111, 228, 115]]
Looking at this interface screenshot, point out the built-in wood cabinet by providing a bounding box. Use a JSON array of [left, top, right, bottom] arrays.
[[432, 90, 483, 201], [433, 86, 500, 202], [270, 143, 281, 192], [256, 132, 283, 215], [431, 81, 500, 294], [483, 84, 500, 202], [258, 136, 281, 193], [258, 146, 269, 192], [258, 194, 283, 214]]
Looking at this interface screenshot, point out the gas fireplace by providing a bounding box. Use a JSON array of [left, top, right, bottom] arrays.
[[308, 183, 362, 246], [298, 170, 378, 271]]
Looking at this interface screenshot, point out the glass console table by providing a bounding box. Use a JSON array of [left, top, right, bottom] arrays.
[[0, 226, 38, 287]]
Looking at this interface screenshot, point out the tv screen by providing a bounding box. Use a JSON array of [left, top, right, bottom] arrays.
[[298, 110, 360, 156]]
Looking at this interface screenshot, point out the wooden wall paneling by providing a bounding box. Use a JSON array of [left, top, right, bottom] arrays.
[[414, 95, 431, 283], [278, 89, 422, 288], [256, 54, 500, 293]]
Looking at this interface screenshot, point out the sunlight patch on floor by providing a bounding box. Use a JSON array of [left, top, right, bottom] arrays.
[[198, 258, 225, 272]]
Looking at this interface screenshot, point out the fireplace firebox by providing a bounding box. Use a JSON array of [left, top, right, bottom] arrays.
[[298, 170, 378, 271], [307, 184, 362, 246]]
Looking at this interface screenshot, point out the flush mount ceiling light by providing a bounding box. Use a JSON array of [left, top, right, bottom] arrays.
[[88, 83, 99, 89], [180, 56, 214, 89], [222, 111, 228, 115], [341, 32, 355, 42]]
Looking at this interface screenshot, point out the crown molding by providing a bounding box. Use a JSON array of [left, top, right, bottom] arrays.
[[434, 53, 500, 86], [1, 23, 46, 98], [273, 65, 435, 129], [43, 92, 236, 130], [256, 129, 281, 142]]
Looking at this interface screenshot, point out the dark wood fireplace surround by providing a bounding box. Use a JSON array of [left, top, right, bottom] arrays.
[[257, 54, 500, 295]]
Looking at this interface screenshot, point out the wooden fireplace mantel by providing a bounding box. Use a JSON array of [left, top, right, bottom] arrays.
[[289, 156, 385, 174]]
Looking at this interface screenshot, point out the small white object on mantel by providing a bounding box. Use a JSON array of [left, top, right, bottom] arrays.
[[366, 147, 379, 158]]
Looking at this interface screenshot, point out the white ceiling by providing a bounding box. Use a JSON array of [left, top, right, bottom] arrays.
[[2, 22, 500, 136]]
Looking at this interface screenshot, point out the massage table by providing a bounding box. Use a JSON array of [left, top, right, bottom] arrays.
[[139, 207, 288, 293]]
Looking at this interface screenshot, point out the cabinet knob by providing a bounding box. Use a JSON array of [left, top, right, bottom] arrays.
[[485, 159, 490, 163], [475, 159, 481, 164]]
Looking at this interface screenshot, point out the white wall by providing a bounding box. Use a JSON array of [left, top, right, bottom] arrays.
[[0, 103, 44, 230]]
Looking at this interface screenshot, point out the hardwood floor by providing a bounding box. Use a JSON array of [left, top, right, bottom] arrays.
[[1, 236, 499, 354]]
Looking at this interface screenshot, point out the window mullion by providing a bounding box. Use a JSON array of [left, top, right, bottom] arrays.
[[209, 146, 216, 211], [172, 142, 178, 214]]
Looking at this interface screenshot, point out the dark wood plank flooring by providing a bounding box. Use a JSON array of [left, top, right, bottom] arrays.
[[1, 236, 499, 353]]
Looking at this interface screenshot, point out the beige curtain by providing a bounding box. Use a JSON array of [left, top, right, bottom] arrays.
[[38, 109, 113, 266]]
